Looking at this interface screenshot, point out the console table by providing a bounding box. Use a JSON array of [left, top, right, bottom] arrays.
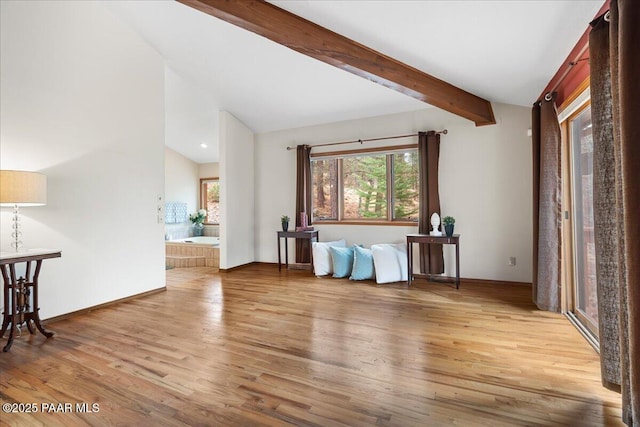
[[406, 234, 460, 288], [0, 249, 61, 352], [277, 230, 319, 272]]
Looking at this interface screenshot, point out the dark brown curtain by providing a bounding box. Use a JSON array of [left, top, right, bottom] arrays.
[[531, 96, 562, 312], [590, 1, 639, 424], [295, 144, 312, 263], [590, 2, 622, 397], [418, 131, 444, 274]]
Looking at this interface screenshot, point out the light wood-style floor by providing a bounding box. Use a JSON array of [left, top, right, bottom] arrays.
[[0, 265, 623, 426]]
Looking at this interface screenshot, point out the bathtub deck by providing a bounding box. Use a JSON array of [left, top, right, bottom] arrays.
[[165, 242, 219, 270]]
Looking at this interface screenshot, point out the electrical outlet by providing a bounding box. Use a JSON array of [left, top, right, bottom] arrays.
[[508, 256, 516, 266]]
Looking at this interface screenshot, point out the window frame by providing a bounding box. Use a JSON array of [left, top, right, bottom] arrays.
[[310, 144, 419, 226], [200, 177, 220, 225]]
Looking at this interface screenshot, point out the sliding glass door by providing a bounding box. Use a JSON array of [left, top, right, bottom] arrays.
[[568, 104, 599, 337]]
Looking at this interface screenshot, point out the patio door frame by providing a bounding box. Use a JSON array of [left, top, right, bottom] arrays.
[[559, 80, 599, 349]]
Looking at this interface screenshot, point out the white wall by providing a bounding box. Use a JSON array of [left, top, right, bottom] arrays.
[[255, 103, 533, 283], [199, 162, 220, 178], [164, 147, 199, 239], [219, 112, 254, 269], [164, 147, 199, 212], [0, 1, 165, 318]]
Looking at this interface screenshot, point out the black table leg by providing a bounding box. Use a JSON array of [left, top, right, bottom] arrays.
[[278, 234, 282, 271], [455, 241, 460, 289], [285, 239, 289, 269], [407, 240, 412, 286]]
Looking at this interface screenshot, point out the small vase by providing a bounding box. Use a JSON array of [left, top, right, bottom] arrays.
[[194, 223, 204, 237], [444, 224, 454, 237], [282, 221, 289, 232]]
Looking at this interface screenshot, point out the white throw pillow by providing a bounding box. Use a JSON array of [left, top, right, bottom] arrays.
[[312, 239, 346, 276], [371, 243, 408, 284]]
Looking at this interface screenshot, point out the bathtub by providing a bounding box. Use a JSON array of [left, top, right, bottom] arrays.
[[170, 236, 220, 246], [165, 236, 220, 269]]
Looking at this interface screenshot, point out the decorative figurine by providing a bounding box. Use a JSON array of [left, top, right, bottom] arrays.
[[430, 212, 442, 236]]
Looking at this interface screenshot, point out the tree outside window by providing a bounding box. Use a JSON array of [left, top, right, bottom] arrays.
[[200, 178, 220, 224], [311, 148, 419, 223], [343, 154, 387, 220], [392, 151, 419, 221]]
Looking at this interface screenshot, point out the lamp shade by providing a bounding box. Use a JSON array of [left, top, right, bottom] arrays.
[[0, 170, 47, 206]]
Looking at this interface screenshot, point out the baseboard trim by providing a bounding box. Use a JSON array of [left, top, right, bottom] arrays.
[[222, 262, 312, 272], [411, 274, 531, 287], [219, 262, 256, 272], [460, 277, 532, 287], [45, 287, 167, 324], [231, 263, 532, 287]]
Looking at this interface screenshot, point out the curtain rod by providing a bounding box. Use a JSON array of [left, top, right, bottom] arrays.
[[285, 130, 447, 151], [541, 45, 590, 102], [540, 9, 609, 103]]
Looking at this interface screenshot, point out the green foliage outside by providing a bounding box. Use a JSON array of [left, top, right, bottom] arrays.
[[344, 155, 387, 218], [312, 151, 418, 220], [205, 181, 220, 223], [207, 182, 219, 202], [393, 152, 419, 220]]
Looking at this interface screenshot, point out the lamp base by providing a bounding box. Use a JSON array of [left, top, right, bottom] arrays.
[[11, 204, 23, 252]]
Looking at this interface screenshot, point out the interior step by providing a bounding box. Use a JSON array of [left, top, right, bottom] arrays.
[[165, 255, 207, 268]]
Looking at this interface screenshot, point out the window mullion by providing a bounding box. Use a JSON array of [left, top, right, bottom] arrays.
[[387, 154, 393, 221], [337, 158, 344, 221]]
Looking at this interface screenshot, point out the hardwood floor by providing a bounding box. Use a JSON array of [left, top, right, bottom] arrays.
[[0, 264, 622, 426]]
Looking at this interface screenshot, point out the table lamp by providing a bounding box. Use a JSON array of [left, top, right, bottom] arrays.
[[0, 170, 47, 251]]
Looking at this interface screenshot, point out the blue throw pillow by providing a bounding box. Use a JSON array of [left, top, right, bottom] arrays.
[[330, 246, 355, 278], [350, 245, 375, 280]]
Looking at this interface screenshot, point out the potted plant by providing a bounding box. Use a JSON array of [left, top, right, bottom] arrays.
[[442, 216, 455, 237], [189, 209, 207, 236], [281, 215, 290, 232]]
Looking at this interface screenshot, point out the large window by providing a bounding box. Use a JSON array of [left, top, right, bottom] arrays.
[[200, 178, 220, 224], [311, 147, 419, 223]]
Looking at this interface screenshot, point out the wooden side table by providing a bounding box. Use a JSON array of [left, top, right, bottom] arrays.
[[0, 249, 61, 352], [406, 234, 460, 288], [277, 230, 319, 272]]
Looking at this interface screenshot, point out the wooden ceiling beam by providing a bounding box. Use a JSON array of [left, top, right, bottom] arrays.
[[178, 0, 496, 126]]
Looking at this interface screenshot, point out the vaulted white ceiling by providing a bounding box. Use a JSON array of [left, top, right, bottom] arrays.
[[106, 0, 603, 163]]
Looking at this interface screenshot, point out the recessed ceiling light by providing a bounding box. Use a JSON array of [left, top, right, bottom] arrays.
[[200, 143, 208, 148]]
